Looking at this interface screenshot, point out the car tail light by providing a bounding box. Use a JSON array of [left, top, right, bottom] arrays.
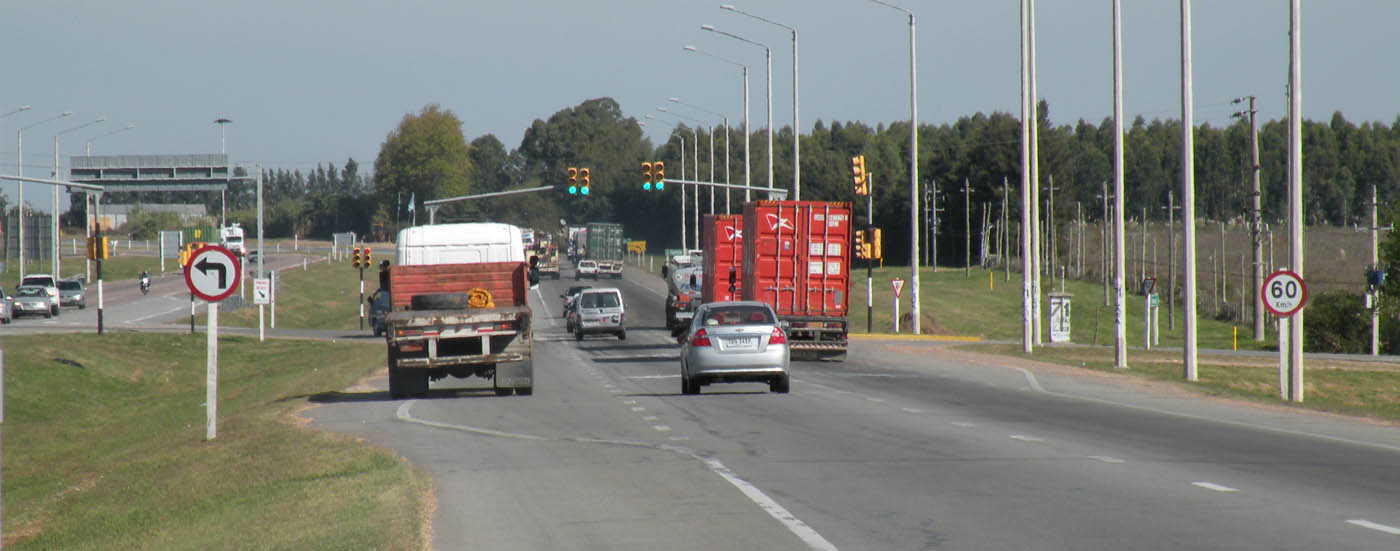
[[691, 328, 712, 347], [768, 326, 786, 345]]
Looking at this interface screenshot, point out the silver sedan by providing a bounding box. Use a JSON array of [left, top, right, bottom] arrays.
[[678, 301, 790, 395]]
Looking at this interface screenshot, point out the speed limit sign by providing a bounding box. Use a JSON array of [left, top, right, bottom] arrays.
[[1261, 269, 1308, 317]]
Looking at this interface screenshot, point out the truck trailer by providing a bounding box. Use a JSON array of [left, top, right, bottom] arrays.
[[741, 201, 851, 360], [585, 222, 625, 278]]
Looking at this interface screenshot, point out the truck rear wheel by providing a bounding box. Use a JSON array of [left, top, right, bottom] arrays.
[[387, 350, 429, 397]]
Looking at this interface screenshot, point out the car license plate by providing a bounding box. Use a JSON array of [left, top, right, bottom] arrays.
[[727, 337, 756, 347]]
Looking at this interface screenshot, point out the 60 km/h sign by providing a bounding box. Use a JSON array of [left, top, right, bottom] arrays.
[[184, 245, 242, 302], [1261, 269, 1308, 317]]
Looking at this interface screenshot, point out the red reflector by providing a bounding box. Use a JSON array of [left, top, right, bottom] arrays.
[[691, 328, 712, 347], [768, 326, 786, 345]]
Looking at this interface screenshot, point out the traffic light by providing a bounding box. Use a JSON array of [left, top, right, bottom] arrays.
[[854, 230, 867, 259], [654, 162, 665, 191], [352, 247, 362, 268], [579, 168, 591, 196], [851, 155, 868, 196], [364, 247, 371, 268], [567, 167, 579, 195], [86, 236, 109, 260], [642, 162, 654, 190], [871, 228, 883, 260]]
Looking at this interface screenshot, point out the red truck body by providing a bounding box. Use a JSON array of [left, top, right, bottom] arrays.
[[387, 262, 528, 310], [700, 214, 744, 304], [741, 200, 852, 359]]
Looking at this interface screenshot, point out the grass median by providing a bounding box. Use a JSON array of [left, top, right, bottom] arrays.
[[1, 332, 427, 550]]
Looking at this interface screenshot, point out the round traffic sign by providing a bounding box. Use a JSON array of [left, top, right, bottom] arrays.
[[1260, 269, 1307, 317], [184, 245, 242, 302]]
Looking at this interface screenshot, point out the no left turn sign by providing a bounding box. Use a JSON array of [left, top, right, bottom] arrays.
[[184, 245, 242, 302], [1261, 269, 1307, 317]]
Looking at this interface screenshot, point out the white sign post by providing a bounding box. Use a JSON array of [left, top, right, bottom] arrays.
[[1261, 269, 1308, 402], [892, 279, 905, 334], [184, 245, 241, 441], [254, 278, 271, 342]]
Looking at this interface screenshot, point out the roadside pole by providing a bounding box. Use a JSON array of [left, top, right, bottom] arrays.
[[185, 245, 241, 441], [207, 303, 218, 440]]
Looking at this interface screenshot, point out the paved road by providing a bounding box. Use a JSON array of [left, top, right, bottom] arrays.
[[307, 263, 1400, 550]]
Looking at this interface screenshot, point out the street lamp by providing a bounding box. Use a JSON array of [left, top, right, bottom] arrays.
[[684, 44, 750, 202], [83, 123, 135, 281], [646, 114, 688, 251], [720, 4, 799, 200], [701, 24, 772, 197], [657, 107, 705, 250], [17, 110, 72, 278], [215, 117, 232, 154], [54, 116, 106, 278], [668, 97, 728, 215], [869, 0, 921, 335]]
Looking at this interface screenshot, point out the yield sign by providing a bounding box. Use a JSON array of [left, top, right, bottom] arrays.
[[184, 245, 242, 302], [891, 278, 905, 298]]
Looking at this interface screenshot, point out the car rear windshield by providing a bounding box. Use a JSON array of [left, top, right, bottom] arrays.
[[58, 281, 82, 290], [702, 306, 775, 326], [580, 292, 620, 309]]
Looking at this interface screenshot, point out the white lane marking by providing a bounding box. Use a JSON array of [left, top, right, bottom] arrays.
[[669, 436, 690, 442], [1089, 456, 1126, 464], [950, 422, 976, 429], [653, 425, 672, 432], [1346, 519, 1400, 535], [901, 407, 923, 414], [396, 400, 840, 551], [631, 407, 646, 412], [1009, 434, 1044, 443], [1192, 482, 1240, 493], [865, 397, 886, 403], [700, 456, 842, 551], [642, 415, 659, 422], [1011, 367, 1400, 455], [623, 400, 638, 405], [625, 374, 680, 380]]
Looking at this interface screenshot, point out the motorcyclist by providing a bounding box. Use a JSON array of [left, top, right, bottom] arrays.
[[139, 270, 151, 294]]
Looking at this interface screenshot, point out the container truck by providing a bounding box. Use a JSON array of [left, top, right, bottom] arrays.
[[700, 214, 743, 304], [585, 222, 625, 278], [381, 223, 537, 397], [741, 201, 851, 360]]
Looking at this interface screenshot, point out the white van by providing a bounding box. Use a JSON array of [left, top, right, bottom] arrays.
[[396, 223, 525, 266], [571, 287, 625, 341]]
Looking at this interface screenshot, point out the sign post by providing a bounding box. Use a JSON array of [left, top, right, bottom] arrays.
[[254, 277, 271, 342], [892, 278, 905, 334], [184, 245, 241, 440], [1261, 269, 1308, 402]]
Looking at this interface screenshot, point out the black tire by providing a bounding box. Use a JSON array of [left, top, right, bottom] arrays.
[[44, 311, 52, 319], [516, 387, 533, 396], [495, 388, 514, 397], [387, 350, 429, 397], [79, 303, 86, 310], [552, 273, 560, 280], [682, 374, 699, 395], [770, 375, 791, 394], [411, 292, 467, 311], [575, 330, 584, 341]]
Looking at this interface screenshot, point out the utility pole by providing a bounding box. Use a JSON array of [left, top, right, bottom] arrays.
[[1166, 190, 1177, 330], [1234, 95, 1264, 340], [1004, 177, 1011, 282], [1100, 181, 1110, 307], [1371, 184, 1381, 356], [931, 182, 941, 271], [964, 179, 972, 277]]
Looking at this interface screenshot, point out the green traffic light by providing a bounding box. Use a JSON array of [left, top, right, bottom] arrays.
[[643, 182, 652, 191], [580, 186, 589, 196], [655, 181, 664, 191], [568, 186, 578, 195]]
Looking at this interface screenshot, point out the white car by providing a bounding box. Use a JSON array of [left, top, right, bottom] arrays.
[[19, 274, 60, 316], [575, 260, 599, 280]]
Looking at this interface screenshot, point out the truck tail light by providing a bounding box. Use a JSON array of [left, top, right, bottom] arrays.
[[691, 328, 712, 347], [396, 328, 423, 337], [768, 326, 787, 345]]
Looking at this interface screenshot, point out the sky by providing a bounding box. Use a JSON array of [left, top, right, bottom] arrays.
[[3, 0, 1398, 213]]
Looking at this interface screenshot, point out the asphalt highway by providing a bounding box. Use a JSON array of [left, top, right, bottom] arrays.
[[305, 263, 1400, 550]]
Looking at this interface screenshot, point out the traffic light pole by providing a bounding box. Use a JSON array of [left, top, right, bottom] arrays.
[[359, 264, 365, 331], [657, 178, 788, 199], [867, 173, 874, 334]]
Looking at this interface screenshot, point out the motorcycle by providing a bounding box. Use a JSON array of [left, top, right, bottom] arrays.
[[139, 274, 150, 295]]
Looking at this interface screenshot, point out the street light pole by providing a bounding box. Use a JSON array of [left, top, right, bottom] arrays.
[[870, 0, 920, 334], [83, 123, 135, 281], [702, 25, 772, 198], [17, 111, 72, 278], [684, 45, 749, 205], [721, 5, 799, 200], [657, 107, 705, 249], [55, 117, 106, 278]]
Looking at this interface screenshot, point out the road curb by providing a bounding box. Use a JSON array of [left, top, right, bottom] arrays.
[[849, 333, 982, 343]]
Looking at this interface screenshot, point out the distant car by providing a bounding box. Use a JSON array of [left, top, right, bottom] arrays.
[[19, 274, 60, 316], [13, 286, 53, 318], [368, 289, 390, 337], [678, 301, 790, 395], [560, 285, 591, 332], [571, 287, 625, 341], [57, 278, 86, 309], [0, 285, 13, 324], [575, 260, 599, 280]]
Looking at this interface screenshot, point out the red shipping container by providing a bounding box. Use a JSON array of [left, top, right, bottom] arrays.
[[741, 200, 851, 323], [701, 214, 744, 303]]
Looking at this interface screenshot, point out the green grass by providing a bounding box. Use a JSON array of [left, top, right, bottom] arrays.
[[219, 256, 367, 331], [1, 332, 427, 550], [849, 265, 1271, 351]]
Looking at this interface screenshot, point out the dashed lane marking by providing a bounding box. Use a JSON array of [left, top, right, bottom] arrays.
[[1192, 482, 1240, 493]]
